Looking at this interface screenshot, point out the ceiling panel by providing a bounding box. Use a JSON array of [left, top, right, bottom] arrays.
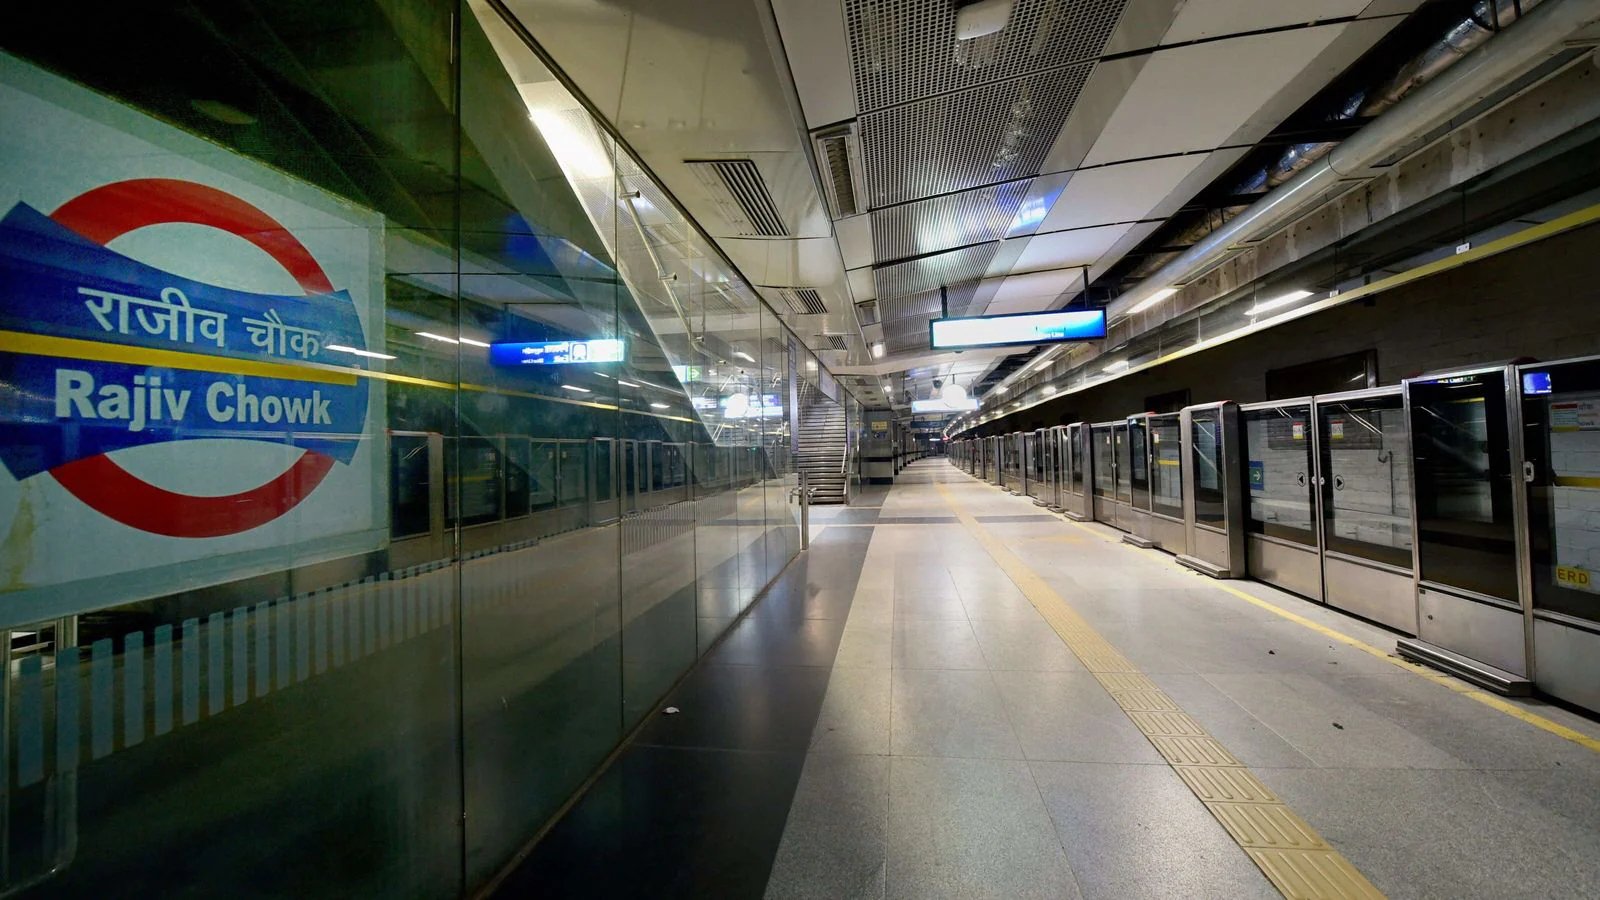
[[843, 0, 1131, 112], [860, 64, 1093, 207], [873, 243, 997, 304], [983, 269, 1085, 316], [872, 180, 1031, 260], [1162, 0, 1370, 45], [1081, 25, 1347, 165], [835, 214, 875, 269], [1038, 154, 1208, 231], [877, 289, 947, 323], [1007, 223, 1134, 274]]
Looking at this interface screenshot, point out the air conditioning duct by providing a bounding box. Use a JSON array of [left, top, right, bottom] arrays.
[[812, 123, 865, 219], [686, 158, 789, 237]]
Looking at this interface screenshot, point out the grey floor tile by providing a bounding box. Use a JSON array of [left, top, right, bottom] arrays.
[[891, 593, 969, 621], [989, 670, 1164, 764], [1030, 761, 1277, 900], [1148, 672, 1317, 768], [887, 756, 1080, 900], [811, 667, 891, 756], [834, 623, 893, 669], [891, 619, 987, 670], [1256, 767, 1600, 899], [765, 754, 888, 900], [968, 617, 1083, 672], [891, 669, 1023, 759], [1206, 673, 1469, 769]]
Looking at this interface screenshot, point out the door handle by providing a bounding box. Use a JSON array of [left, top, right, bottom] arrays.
[[1333, 474, 1345, 491], [1523, 461, 1535, 483]]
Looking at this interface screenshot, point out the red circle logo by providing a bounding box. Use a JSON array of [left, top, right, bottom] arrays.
[[45, 178, 346, 538]]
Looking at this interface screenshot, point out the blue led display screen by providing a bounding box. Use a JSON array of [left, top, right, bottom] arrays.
[[929, 309, 1106, 349], [489, 338, 625, 366], [1522, 371, 1552, 395]]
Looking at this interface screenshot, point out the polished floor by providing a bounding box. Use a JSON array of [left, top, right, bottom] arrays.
[[500, 460, 1600, 899]]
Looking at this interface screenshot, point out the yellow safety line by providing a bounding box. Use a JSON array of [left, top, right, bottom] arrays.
[[2, 330, 701, 424], [1056, 514, 1600, 754], [2, 329, 358, 385], [935, 482, 1385, 900]]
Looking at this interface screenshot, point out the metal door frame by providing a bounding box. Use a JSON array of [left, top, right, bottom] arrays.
[[1240, 396, 1324, 601]]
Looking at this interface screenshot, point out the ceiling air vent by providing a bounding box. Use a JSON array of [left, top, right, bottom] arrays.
[[812, 123, 864, 219], [815, 334, 849, 351], [686, 159, 788, 237], [774, 287, 828, 316], [855, 299, 879, 325]]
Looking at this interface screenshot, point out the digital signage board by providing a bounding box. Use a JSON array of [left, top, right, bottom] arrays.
[[489, 338, 625, 366], [929, 309, 1106, 350]]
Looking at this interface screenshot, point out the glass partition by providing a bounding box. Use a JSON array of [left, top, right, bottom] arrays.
[[1071, 425, 1086, 493], [1409, 371, 1517, 600], [1190, 411, 1226, 526], [1522, 359, 1600, 623], [1114, 424, 1132, 503], [1128, 419, 1150, 510], [1093, 426, 1115, 497], [1318, 394, 1412, 568], [1150, 414, 1183, 519], [1244, 404, 1317, 545]]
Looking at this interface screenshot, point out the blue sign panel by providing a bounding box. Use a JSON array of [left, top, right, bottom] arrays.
[[1522, 371, 1552, 395], [1248, 460, 1265, 491], [929, 309, 1107, 349], [489, 338, 625, 366], [0, 200, 369, 480]]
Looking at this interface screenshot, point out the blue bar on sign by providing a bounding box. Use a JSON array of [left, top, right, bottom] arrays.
[[55, 646, 81, 773], [18, 656, 43, 786], [124, 631, 146, 747], [90, 639, 113, 759], [207, 612, 226, 716], [153, 624, 174, 736]]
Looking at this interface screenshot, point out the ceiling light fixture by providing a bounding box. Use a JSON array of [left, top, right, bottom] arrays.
[[459, 337, 491, 348], [326, 344, 396, 360], [872, 342, 886, 358], [561, 384, 591, 393], [1126, 286, 1179, 315], [617, 380, 640, 388], [734, 351, 755, 362], [1102, 360, 1130, 373], [1243, 289, 1313, 317], [650, 402, 670, 409], [416, 331, 459, 344]]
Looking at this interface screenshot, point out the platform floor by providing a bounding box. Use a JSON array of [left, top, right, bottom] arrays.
[[498, 459, 1600, 899]]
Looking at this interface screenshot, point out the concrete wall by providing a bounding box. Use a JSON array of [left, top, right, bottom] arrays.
[[999, 220, 1600, 430]]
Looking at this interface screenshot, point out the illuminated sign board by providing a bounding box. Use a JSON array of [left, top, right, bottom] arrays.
[[489, 338, 625, 366], [911, 398, 979, 413], [929, 309, 1106, 350], [720, 393, 783, 419]]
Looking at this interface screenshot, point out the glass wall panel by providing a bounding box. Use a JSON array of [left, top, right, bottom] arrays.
[[1150, 414, 1183, 519], [1128, 420, 1150, 510], [1191, 411, 1227, 526], [1244, 405, 1318, 545], [1114, 424, 1132, 503], [0, 3, 838, 895], [1318, 395, 1412, 568], [1409, 371, 1518, 600], [1093, 426, 1115, 497], [1523, 360, 1600, 623]]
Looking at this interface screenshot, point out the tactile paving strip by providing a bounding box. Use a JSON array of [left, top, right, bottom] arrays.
[[935, 483, 1387, 900]]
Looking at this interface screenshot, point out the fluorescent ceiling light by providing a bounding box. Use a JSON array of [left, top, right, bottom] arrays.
[[1042, 385, 1057, 395], [617, 380, 639, 388], [734, 351, 755, 362], [650, 402, 670, 409], [1102, 360, 1130, 373], [994, 386, 1008, 395], [326, 344, 396, 360], [1243, 289, 1313, 317], [459, 337, 491, 348], [872, 342, 885, 358], [416, 331, 458, 344], [1126, 286, 1179, 315], [561, 384, 591, 393]]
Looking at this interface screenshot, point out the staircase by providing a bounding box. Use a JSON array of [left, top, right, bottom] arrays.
[[796, 389, 848, 505]]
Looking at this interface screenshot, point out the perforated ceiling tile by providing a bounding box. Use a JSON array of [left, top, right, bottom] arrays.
[[845, 0, 1130, 113], [876, 289, 948, 323], [860, 64, 1091, 208], [872, 179, 1031, 261], [873, 242, 997, 302]]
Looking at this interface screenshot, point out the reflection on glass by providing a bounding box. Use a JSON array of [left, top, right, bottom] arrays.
[[1410, 373, 1517, 599], [1524, 362, 1600, 622], [1129, 420, 1151, 510], [1070, 426, 1085, 492], [1191, 412, 1226, 526], [1150, 414, 1183, 519], [1244, 405, 1317, 545], [1319, 396, 1412, 568], [1114, 424, 1132, 503], [1093, 426, 1115, 497]]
